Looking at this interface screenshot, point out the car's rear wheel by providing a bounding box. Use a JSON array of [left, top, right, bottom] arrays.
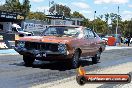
[[92, 51, 101, 64], [70, 50, 80, 68], [23, 55, 35, 66]]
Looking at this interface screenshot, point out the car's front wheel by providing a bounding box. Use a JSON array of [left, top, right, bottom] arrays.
[[92, 51, 101, 64], [23, 55, 35, 66], [70, 50, 80, 68]]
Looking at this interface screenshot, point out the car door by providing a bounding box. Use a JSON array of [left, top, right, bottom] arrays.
[[87, 29, 98, 56], [80, 29, 91, 57]]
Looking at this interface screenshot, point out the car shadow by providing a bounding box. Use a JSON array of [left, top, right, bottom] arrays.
[[10, 60, 95, 71]]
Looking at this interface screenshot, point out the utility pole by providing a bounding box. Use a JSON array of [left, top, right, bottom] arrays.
[[116, 6, 119, 38], [44, 9, 45, 14], [93, 11, 96, 31], [55, 3, 57, 15], [48, 1, 50, 14]]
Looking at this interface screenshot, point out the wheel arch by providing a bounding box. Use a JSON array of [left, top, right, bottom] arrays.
[[99, 47, 102, 53], [75, 48, 82, 57]]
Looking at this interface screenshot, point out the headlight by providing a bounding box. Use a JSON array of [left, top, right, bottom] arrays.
[[17, 41, 25, 48], [58, 44, 67, 54]]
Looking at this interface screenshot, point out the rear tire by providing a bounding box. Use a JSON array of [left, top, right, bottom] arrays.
[[92, 51, 101, 64], [23, 55, 35, 66]]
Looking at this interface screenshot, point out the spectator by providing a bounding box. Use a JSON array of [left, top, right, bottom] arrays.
[[124, 37, 128, 44], [121, 37, 123, 43], [127, 35, 131, 46]]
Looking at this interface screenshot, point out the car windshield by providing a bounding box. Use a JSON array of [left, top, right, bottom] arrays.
[[41, 26, 81, 37]]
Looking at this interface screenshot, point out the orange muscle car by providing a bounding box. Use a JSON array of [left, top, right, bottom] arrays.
[[14, 25, 106, 68]]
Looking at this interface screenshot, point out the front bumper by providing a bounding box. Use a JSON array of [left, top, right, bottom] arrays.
[[14, 47, 72, 61]]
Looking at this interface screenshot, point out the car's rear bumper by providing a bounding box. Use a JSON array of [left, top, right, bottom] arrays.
[[14, 47, 73, 61]]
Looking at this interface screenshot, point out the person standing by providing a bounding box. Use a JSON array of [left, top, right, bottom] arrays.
[[127, 36, 131, 46]]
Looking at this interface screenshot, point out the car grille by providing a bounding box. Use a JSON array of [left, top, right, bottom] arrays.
[[25, 42, 58, 52]]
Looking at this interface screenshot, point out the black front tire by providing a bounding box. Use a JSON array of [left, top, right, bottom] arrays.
[[92, 51, 101, 64], [23, 55, 35, 66], [70, 50, 80, 69]]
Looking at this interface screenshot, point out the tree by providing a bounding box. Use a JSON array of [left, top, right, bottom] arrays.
[[49, 4, 71, 17], [81, 18, 92, 28], [94, 18, 107, 33], [27, 12, 46, 21], [0, 5, 5, 10], [109, 13, 122, 34], [103, 13, 109, 34], [110, 13, 122, 23], [22, 0, 31, 16], [2, 0, 20, 11], [97, 15, 103, 20], [71, 11, 85, 18], [1, 0, 31, 17], [110, 13, 115, 23], [122, 19, 132, 37], [104, 13, 109, 24]]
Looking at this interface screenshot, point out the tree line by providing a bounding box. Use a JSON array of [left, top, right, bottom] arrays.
[[0, 1, 131, 36], [0, 0, 30, 16]]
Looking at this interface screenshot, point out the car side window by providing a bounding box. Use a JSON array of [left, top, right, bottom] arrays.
[[84, 28, 95, 39], [83, 29, 89, 39], [44, 27, 57, 35], [88, 30, 95, 38]]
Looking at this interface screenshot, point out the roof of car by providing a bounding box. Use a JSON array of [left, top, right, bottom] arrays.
[[48, 25, 85, 28]]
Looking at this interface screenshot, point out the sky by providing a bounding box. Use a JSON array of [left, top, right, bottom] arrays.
[[0, 0, 132, 21]]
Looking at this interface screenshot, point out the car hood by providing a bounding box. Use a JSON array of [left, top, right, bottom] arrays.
[[19, 36, 77, 44]]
